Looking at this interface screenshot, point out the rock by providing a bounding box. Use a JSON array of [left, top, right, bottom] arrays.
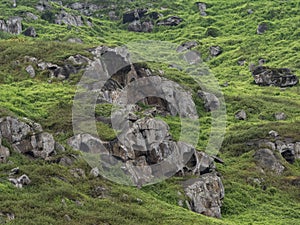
[[237, 59, 246, 66], [252, 66, 298, 87], [209, 46, 222, 57], [269, 130, 279, 138], [67, 37, 83, 43], [0, 117, 58, 160], [157, 16, 183, 26], [23, 27, 37, 37], [67, 54, 90, 65], [183, 173, 224, 218], [12, 0, 16, 8], [9, 167, 19, 176], [183, 51, 202, 65], [258, 140, 276, 151], [92, 186, 107, 198], [55, 10, 83, 27], [0, 212, 15, 223], [295, 143, 300, 160], [24, 56, 38, 64], [25, 12, 38, 21], [198, 91, 220, 111], [64, 214, 71, 221], [247, 9, 254, 14], [0, 17, 22, 35], [9, 174, 31, 188], [108, 11, 118, 20], [70, 168, 86, 179], [36, 0, 51, 11], [177, 40, 198, 52], [258, 58, 266, 65], [38, 62, 78, 80], [235, 110, 247, 120], [123, 9, 147, 23], [69, 2, 84, 10], [90, 167, 100, 177], [196, 2, 207, 16], [257, 23, 268, 34], [58, 156, 75, 166], [0, 141, 10, 163], [25, 65, 35, 78], [274, 112, 286, 120], [253, 148, 285, 174]]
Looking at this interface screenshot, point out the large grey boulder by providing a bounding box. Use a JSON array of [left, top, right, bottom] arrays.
[[0, 117, 61, 160], [252, 66, 298, 87], [183, 173, 224, 218], [55, 10, 83, 26], [253, 148, 285, 174], [0, 17, 22, 35]]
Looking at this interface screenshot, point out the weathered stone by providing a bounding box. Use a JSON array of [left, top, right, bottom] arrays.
[[0, 17, 22, 35], [235, 110, 247, 120], [183, 173, 224, 218], [177, 41, 198, 52], [257, 23, 268, 34], [23, 27, 37, 37], [108, 11, 119, 21], [274, 112, 286, 120], [55, 10, 83, 27], [67, 37, 83, 43], [25, 65, 36, 78], [198, 91, 220, 111], [252, 66, 298, 87], [0, 141, 10, 163], [36, 0, 51, 11], [9, 174, 31, 188], [70, 168, 86, 179], [157, 16, 183, 26], [90, 167, 100, 177], [123, 9, 147, 23], [209, 46, 222, 57], [196, 2, 207, 16], [253, 148, 285, 174], [183, 51, 202, 65], [269, 130, 279, 138]]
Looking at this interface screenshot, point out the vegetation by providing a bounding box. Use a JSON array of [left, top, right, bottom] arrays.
[[0, 0, 299, 224]]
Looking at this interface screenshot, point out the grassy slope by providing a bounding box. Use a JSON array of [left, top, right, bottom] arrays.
[[0, 0, 299, 224]]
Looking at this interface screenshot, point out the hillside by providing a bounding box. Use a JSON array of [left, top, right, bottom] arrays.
[[0, 0, 299, 224]]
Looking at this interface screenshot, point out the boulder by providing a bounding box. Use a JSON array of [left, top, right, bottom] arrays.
[[252, 66, 298, 87], [108, 11, 119, 21], [196, 2, 207, 16], [157, 16, 183, 26], [67, 37, 83, 43], [25, 65, 36, 78], [253, 148, 285, 174], [198, 91, 220, 111], [0, 17, 22, 35], [274, 112, 286, 120], [0, 117, 58, 160], [9, 174, 31, 188], [183, 173, 224, 218], [177, 41, 198, 52], [23, 27, 37, 37], [36, 0, 51, 11], [183, 51, 202, 65], [235, 110, 247, 120], [257, 23, 268, 34], [0, 139, 10, 163], [209, 46, 222, 57], [55, 10, 83, 27], [123, 9, 148, 23]]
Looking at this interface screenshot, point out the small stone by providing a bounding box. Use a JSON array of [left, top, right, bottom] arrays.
[[235, 110, 247, 120], [90, 167, 100, 177], [274, 112, 286, 120], [269, 130, 279, 137], [25, 65, 35, 78]]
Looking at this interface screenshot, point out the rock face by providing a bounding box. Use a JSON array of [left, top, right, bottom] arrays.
[[0, 17, 22, 35], [253, 148, 285, 174], [184, 173, 224, 218], [252, 66, 298, 87], [0, 117, 61, 160]]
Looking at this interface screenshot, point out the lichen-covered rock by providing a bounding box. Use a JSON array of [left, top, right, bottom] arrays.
[[252, 66, 298, 87], [0, 17, 22, 35], [183, 173, 224, 218]]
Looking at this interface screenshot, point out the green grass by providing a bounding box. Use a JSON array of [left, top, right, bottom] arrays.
[[0, 0, 299, 224]]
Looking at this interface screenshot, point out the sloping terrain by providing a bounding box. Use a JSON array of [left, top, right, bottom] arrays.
[[0, 0, 299, 224]]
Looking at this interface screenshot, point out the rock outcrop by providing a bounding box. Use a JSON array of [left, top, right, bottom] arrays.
[[55, 10, 84, 26], [252, 66, 298, 87], [0, 17, 22, 35], [0, 117, 62, 160], [183, 173, 224, 218]]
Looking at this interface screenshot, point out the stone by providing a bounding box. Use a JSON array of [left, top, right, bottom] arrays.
[[237, 59, 246, 66], [123, 9, 147, 23], [183, 51, 202, 65], [23, 27, 37, 37], [36, 0, 51, 11], [209, 46, 222, 57], [258, 58, 266, 65], [0, 17, 22, 35], [177, 40, 198, 52], [0, 143, 10, 163], [67, 37, 83, 43], [274, 112, 286, 120], [257, 23, 268, 34], [157, 16, 183, 26], [252, 66, 298, 87], [198, 91, 220, 111], [235, 110, 247, 120], [12, 0, 16, 8], [183, 173, 224, 218], [108, 11, 119, 21], [253, 148, 285, 174], [25, 65, 36, 78], [70, 168, 86, 179], [269, 130, 279, 138], [90, 167, 100, 177], [247, 9, 254, 14], [55, 10, 83, 27], [196, 2, 207, 16], [9, 174, 31, 188]]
